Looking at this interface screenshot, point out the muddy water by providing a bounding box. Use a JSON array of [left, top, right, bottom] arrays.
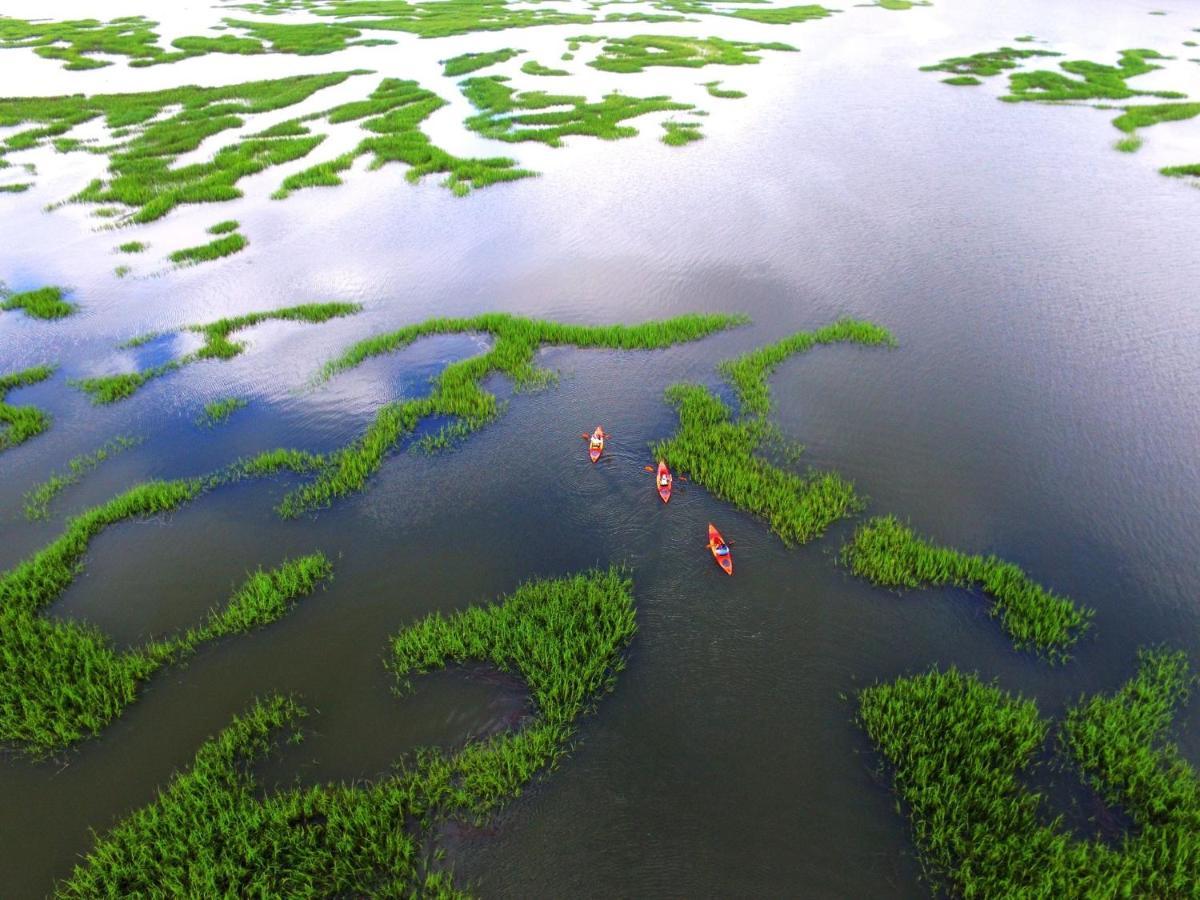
[[2, 0, 1200, 896]]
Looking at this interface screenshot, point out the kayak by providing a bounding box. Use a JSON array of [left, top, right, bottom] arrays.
[[589, 426, 604, 463], [656, 460, 672, 503], [708, 523, 733, 575]]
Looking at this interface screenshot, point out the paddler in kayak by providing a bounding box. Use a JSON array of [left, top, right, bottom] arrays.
[[583, 426, 608, 462]]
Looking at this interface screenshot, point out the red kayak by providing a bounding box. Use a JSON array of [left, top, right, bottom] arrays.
[[588, 426, 605, 463], [656, 460, 672, 503], [708, 523, 733, 575]]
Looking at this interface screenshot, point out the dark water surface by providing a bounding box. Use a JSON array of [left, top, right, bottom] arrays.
[[3, 0, 1200, 895]]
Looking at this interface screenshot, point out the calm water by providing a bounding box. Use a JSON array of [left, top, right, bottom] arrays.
[[2, 0, 1200, 895]]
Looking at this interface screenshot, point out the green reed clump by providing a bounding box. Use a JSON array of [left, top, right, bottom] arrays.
[[1002, 48, 1185, 103], [653, 320, 892, 546], [281, 312, 744, 516], [920, 46, 1062, 80], [1111, 101, 1200, 135], [272, 77, 532, 199], [23, 435, 142, 520], [169, 233, 248, 266], [661, 120, 704, 145], [282, 0, 593, 39], [74, 302, 361, 404], [728, 5, 835, 23], [858, 648, 1200, 896], [703, 80, 746, 99], [521, 59, 568, 76], [0, 549, 331, 756], [117, 240, 147, 253], [872, 0, 930, 9], [0, 364, 55, 452], [0, 182, 31, 192], [443, 47, 522, 76], [61, 568, 634, 895], [462, 75, 693, 146], [584, 34, 794, 74], [199, 396, 248, 426], [842, 515, 1091, 659], [0, 285, 75, 320], [942, 74, 981, 86], [0, 15, 165, 70], [207, 219, 240, 235], [1161, 161, 1200, 178]]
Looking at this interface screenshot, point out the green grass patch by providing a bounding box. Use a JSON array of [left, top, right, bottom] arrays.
[[74, 302, 361, 404], [872, 0, 930, 9], [1115, 135, 1143, 152], [661, 120, 704, 145], [0, 546, 332, 756], [0, 285, 75, 320], [921, 46, 1062, 80], [207, 219, 240, 235], [841, 515, 1091, 659], [521, 59, 569, 76], [281, 312, 745, 516], [1003, 48, 1185, 103], [729, 5, 835, 23], [113, 266, 131, 278], [858, 648, 1200, 896], [169, 233, 248, 266], [1, 364, 55, 452], [199, 396, 248, 426], [652, 319, 894, 546], [1161, 161, 1200, 178], [60, 567, 635, 894], [442, 47, 521, 76], [23, 435, 142, 520], [584, 34, 795, 74], [703, 80, 746, 99], [117, 241, 147, 253], [462, 75, 694, 146], [942, 75, 982, 86], [0, 182, 31, 193]]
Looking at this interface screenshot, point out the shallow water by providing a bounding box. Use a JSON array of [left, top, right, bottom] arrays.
[[2, 0, 1200, 895]]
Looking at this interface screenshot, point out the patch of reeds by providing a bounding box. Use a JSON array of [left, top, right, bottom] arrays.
[[0, 364, 56, 451], [60, 568, 635, 894], [443, 47, 522, 76], [728, 5, 835, 23], [117, 241, 147, 253], [0, 550, 332, 756], [0, 285, 75, 320], [841, 515, 1091, 659], [703, 80, 746, 99], [1003, 49, 1186, 103], [521, 59, 568, 76], [653, 319, 893, 545], [199, 396, 248, 426], [920, 46, 1062, 79], [282, 312, 745, 516], [661, 120, 704, 145], [74, 302, 361, 404], [207, 219, 239, 235], [858, 648, 1200, 895], [169, 233, 248, 266], [585, 34, 795, 74], [23, 435, 142, 520]]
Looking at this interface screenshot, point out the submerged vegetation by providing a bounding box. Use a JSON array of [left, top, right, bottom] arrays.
[[0, 285, 75, 320], [859, 648, 1200, 896], [581, 34, 795, 74], [60, 568, 636, 895], [0, 364, 55, 452], [654, 320, 894, 546], [23, 435, 142, 520], [841, 515, 1091, 660], [283, 312, 745, 516], [462, 76, 693, 146], [74, 302, 361, 404], [0, 548, 332, 756], [199, 396, 249, 427]]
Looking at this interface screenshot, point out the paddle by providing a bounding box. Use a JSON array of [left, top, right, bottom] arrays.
[[643, 465, 686, 482]]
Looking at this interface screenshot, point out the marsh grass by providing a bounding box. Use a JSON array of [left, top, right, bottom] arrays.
[[23, 435, 142, 520], [0, 548, 332, 756], [841, 515, 1091, 659], [169, 233, 248, 265], [60, 568, 635, 895], [462, 75, 693, 146], [443, 47, 521, 76], [653, 320, 894, 546], [858, 648, 1200, 896], [1003, 49, 1187, 103], [585, 34, 795, 74], [921, 46, 1062, 80], [207, 219, 239, 235], [1115, 135, 1143, 152], [521, 59, 569, 76], [282, 312, 745, 516], [117, 240, 147, 253], [0, 364, 56, 451], [0, 285, 76, 320], [0, 182, 31, 192], [661, 120, 704, 145], [74, 302, 361, 404], [703, 80, 746, 99], [728, 5, 834, 23], [199, 396, 248, 426]]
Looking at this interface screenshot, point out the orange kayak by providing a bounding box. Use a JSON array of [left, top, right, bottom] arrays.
[[588, 426, 604, 463], [708, 523, 733, 575], [656, 460, 672, 503]]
